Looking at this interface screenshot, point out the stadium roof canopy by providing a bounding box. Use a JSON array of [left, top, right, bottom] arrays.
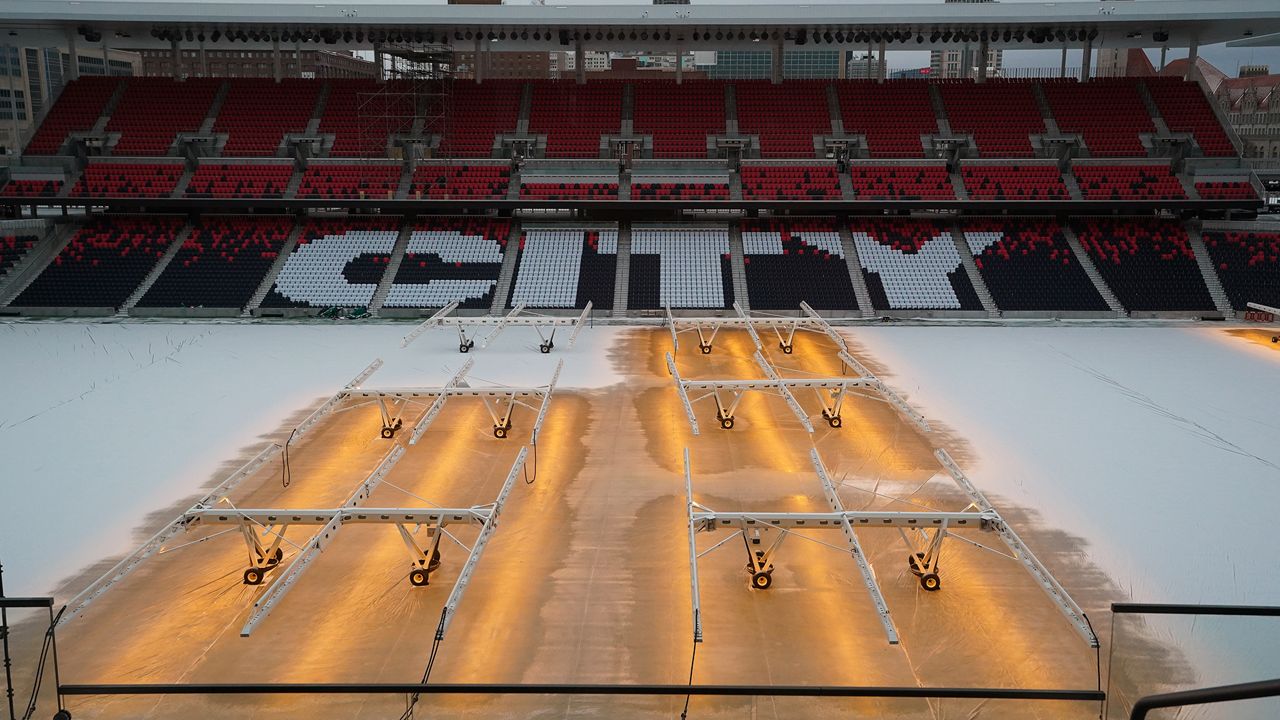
[[4, 0, 1280, 54]]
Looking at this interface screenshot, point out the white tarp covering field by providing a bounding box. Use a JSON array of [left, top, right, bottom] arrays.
[[1, 320, 1278, 715]]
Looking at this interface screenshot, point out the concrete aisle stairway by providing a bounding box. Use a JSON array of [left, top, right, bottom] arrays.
[[728, 224, 750, 311], [198, 81, 229, 135], [369, 222, 413, 316], [949, 226, 1001, 318], [1061, 225, 1127, 317], [242, 221, 304, 315], [489, 222, 523, 314], [305, 83, 330, 136], [0, 223, 77, 307], [172, 163, 197, 198], [612, 221, 631, 316], [826, 84, 846, 135], [516, 83, 533, 135], [836, 224, 876, 318], [91, 81, 128, 136], [117, 222, 195, 315], [1185, 220, 1235, 318]]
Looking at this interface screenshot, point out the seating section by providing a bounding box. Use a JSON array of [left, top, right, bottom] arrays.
[[262, 217, 401, 308], [838, 81, 936, 157], [631, 179, 730, 200], [297, 164, 400, 199], [741, 166, 841, 200], [71, 163, 184, 198], [632, 80, 724, 158], [1043, 80, 1154, 157], [628, 227, 733, 309], [1073, 218, 1214, 311], [215, 79, 319, 156], [850, 165, 954, 199], [138, 216, 293, 309], [850, 218, 982, 310], [962, 165, 1069, 200], [185, 164, 292, 198], [411, 165, 510, 199], [528, 81, 622, 158], [0, 234, 38, 276], [520, 182, 618, 200], [437, 80, 522, 157], [383, 217, 510, 310], [106, 78, 220, 155], [940, 81, 1045, 157], [1145, 79, 1235, 157], [1073, 165, 1186, 200], [13, 216, 185, 308], [741, 218, 856, 310], [320, 79, 416, 157], [507, 228, 617, 309], [734, 81, 829, 158], [1195, 182, 1256, 200], [24, 77, 117, 155], [1201, 230, 1280, 310], [1, 179, 62, 197], [963, 219, 1108, 311]]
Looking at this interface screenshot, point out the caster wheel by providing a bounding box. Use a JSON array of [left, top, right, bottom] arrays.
[[243, 568, 264, 586], [494, 425, 508, 439], [720, 417, 735, 430], [700, 345, 712, 355], [1272, 336, 1278, 344], [782, 345, 793, 355], [380, 426, 396, 439], [54, 711, 72, 720], [539, 344, 551, 354], [907, 552, 925, 575], [827, 415, 842, 428], [428, 549, 442, 572], [751, 571, 773, 590], [409, 569, 429, 587], [920, 572, 941, 592], [459, 343, 470, 353]]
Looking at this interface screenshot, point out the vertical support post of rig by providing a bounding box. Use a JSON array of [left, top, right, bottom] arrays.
[[772, 37, 783, 84], [67, 30, 80, 81], [575, 38, 586, 85]]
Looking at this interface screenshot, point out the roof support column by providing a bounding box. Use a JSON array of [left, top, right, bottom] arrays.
[[7, 48, 20, 158], [976, 38, 988, 83], [1185, 38, 1199, 82], [1081, 36, 1092, 81], [374, 44, 384, 83], [1159, 45, 1167, 72], [771, 38, 783, 84], [575, 39, 585, 85], [273, 38, 282, 82], [1060, 44, 1067, 77], [170, 39, 181, 79], [675, 39, 683, 85], [67, 30, 79, 81], [294, 40, 302, 78], [199, 40, 207, 77], [866, 39, 873, 78], [474, 36, 483, 84], [877, 39, 886, 82], [102, 38, 110, 76]]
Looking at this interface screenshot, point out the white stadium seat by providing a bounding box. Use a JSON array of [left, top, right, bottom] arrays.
[[273, 230, 398, 307]]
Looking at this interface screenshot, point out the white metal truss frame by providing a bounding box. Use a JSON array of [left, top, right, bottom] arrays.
[[189, 446, 526, 638], [402, 301, 593, 354], [57, 359, 388, 627], [666, 350, 929, 435], [340, 359, 563, 444], [684, 447, 1099, 648], [666, 302, 848, 356]]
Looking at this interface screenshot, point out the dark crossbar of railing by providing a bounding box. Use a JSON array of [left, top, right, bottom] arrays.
[[1129, 677, 1280, 720], [1112, 603, 1280, 617], [58, 683, 1105, 702], [0, 598, 54, 610]]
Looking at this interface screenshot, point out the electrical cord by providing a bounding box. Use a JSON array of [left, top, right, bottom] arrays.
[[679, 637, 699, 720], [281, 428, 297, 489], [399, 610, 446, 720], [21, 606, 64, 720], [523, 440, 538, 485]]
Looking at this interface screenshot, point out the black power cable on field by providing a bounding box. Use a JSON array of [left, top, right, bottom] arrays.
[[281, 428, 297, 489]]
